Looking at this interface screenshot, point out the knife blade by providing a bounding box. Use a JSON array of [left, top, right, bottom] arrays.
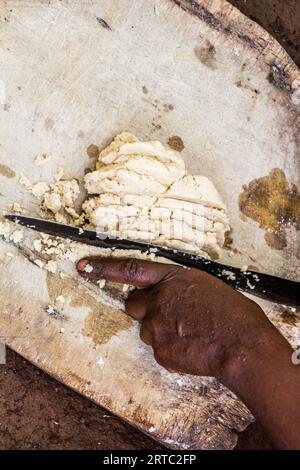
[[5, 214, 300, 307]]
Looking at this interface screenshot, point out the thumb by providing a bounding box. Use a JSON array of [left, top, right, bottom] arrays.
[[76, 257, 182, 288]]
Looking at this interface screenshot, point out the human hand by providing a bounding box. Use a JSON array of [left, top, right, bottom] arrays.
[[76, 257, 275, 383]]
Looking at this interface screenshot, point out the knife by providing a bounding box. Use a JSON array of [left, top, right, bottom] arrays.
[[5, 214, 300, 307]]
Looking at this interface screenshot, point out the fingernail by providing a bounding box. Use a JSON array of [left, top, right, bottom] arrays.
[[76, 259, 89, 272]]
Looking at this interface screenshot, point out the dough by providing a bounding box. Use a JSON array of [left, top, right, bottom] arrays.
[[83, 133, 230, 259], [42, 179, 83, 225], [163, 175, 225, 210]]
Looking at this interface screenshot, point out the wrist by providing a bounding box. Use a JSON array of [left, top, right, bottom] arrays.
[[215, 321, 286, 393]]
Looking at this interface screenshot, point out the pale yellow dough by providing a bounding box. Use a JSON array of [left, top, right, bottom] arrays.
[[83, 133, 230, 259]]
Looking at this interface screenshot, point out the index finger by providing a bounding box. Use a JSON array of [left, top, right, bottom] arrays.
[[76, 257, 182, 288]]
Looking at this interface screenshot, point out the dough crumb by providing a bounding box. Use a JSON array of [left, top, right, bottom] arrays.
[[33, 238, 42, 252], [240, 265, 249, 272], [84, 264, 93, 273], [246, 279, 256, 290], [35, 153, 51, 165], [56, 295, 65, 304], [10, 229, 24, 244], [42, 179, 83, 225], [36, 236, 66, 259], [31, 181, 49, 199], [11, 202, 26, 214], [0, 221, 11, 239], [19, 175, 32, 189], [221, 269, 236, 281], [97, 279, 106, 288], [46, 260, 57, 273]]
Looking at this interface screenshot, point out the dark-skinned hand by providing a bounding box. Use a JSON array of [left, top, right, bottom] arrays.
[[77, 256, 300, 450]]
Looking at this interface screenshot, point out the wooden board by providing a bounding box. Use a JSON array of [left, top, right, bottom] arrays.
[[0, 0, 299, 449]]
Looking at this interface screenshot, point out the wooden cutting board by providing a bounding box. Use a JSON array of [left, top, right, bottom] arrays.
[[0, 0, 299, 449]]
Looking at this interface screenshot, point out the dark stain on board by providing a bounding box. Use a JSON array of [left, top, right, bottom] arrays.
[[235, 80, 260, 96], [163, 103, 174, 112], [224, 229, 234, 248], [237, 32, 260, 51], [167, 135, 184, 152], [194, 40, 217, 70], [44, 117, 54, 130], [264, 230, 287, 250], [267, 61, 292, 94], [239, 168, 300, 250], [86, 144, 99, 159], [82, 307, 132, 346], [173, 0, 224, 31], [46, 272, 132, 345], [280, 309, 299, 326], [142, 85, 148, 94], [0, 164, 15, 178], [96, 17, 112, 31]]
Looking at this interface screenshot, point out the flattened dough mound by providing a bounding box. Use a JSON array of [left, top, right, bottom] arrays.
[[83, 132, 230, 258]]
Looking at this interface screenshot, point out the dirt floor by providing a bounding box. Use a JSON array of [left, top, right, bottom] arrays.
[[231, 0, 300, 68], [0, 0, 298, 451]]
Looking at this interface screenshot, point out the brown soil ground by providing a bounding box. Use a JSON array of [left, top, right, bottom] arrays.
[[0, 0, 298, 451], [231, 0, 300, 68], [0, 348, 272, 450]]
